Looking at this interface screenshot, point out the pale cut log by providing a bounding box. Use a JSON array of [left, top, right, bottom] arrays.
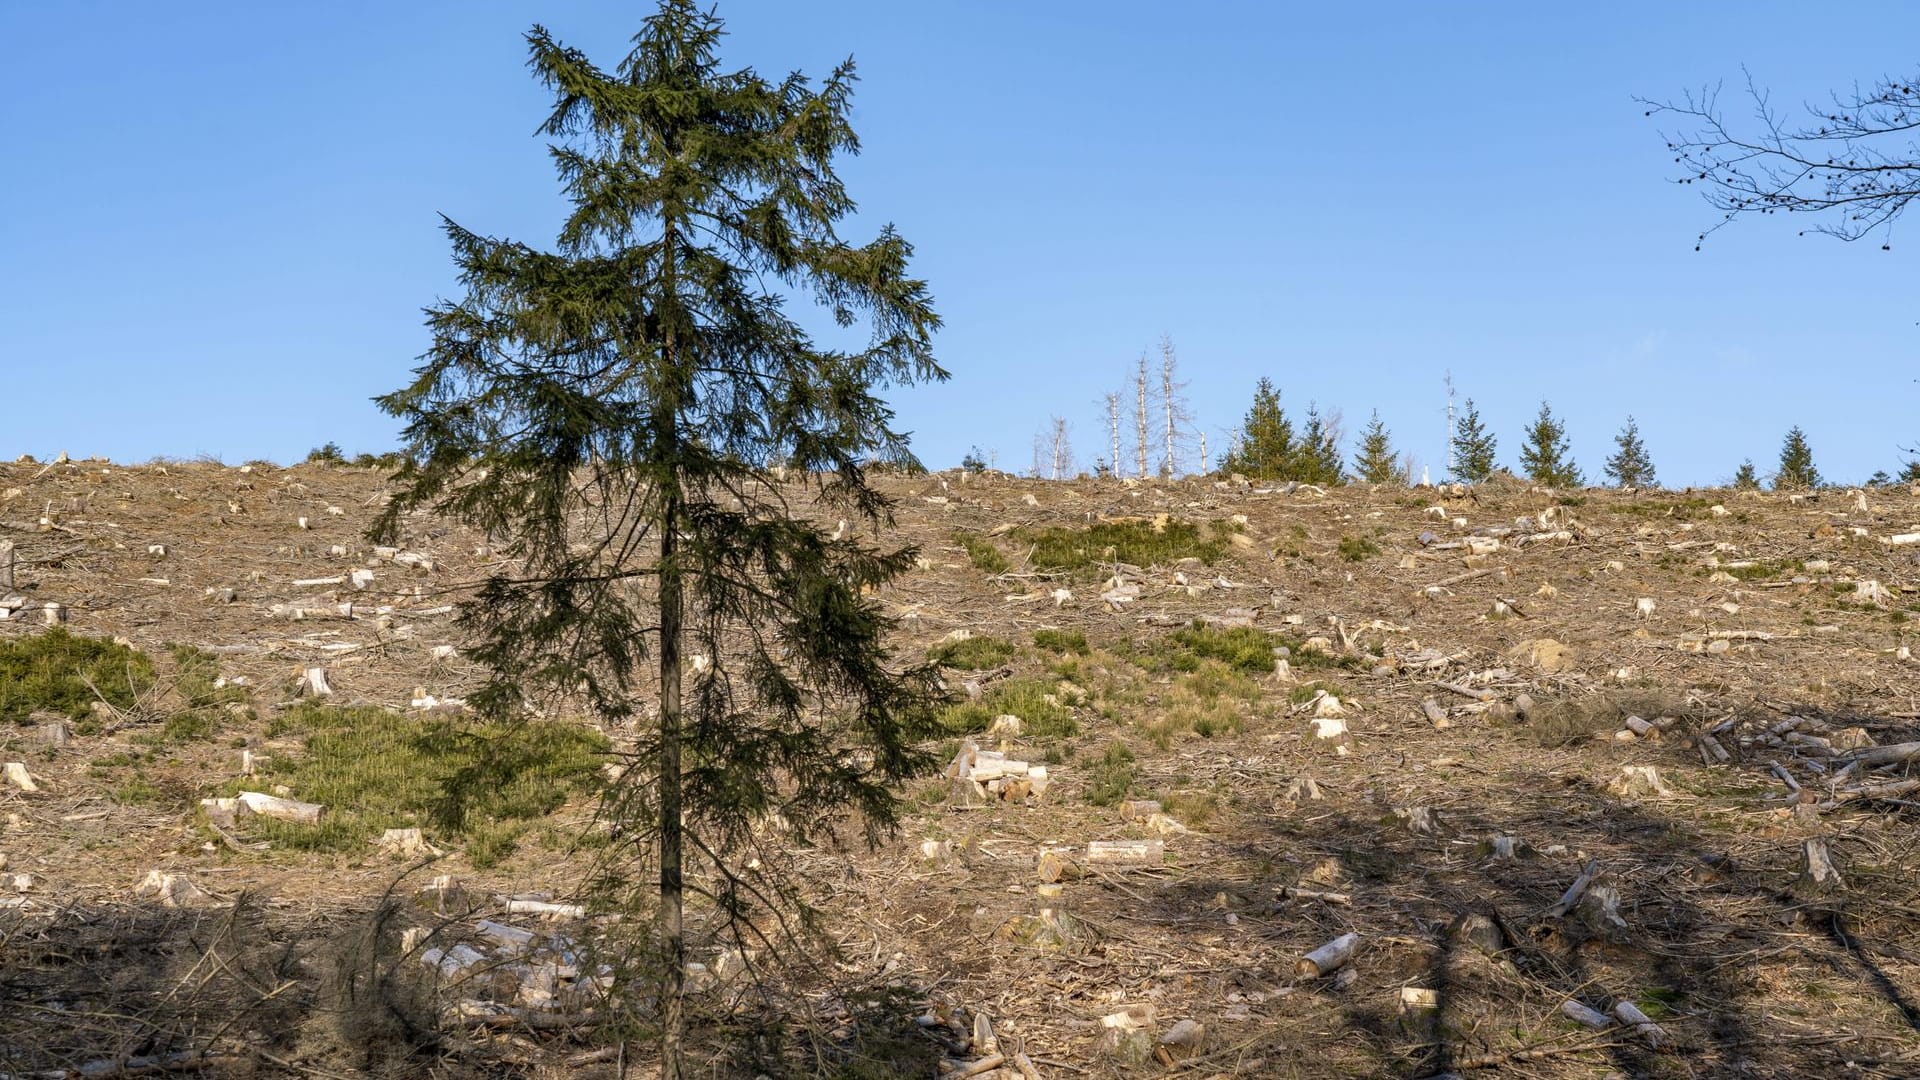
[[237, 790, 324, 824], [42, 602, 66, 625], [1839, 741, 1920, 770], [1433, 681, 1495, 702], [1697, 733, 1731, 763], [1296, 932, 1359, 978], [1421, 698, 1449, 729], [292, 575, 346, 587], [1011, 1051, 1043, 1080], [1275, 885, 1351, 905], [1612, 1001, 1667, 1048], [504, 898, 586, 918], [1832, 777, 1920, 805], [1086, 839, 1163, 866], [1623, 715, 1655, 737], [1559, 999, 1612, 1029]]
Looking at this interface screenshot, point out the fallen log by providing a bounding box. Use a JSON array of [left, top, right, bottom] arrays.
[[236, 790, 325, 824], [1559, 999, 1612, 1029], [1433, 681, 1496, 702], [1086, 839, 1163, 866], [1612, 1000, 1667, 1048], [1296, 932, 1359, 978]]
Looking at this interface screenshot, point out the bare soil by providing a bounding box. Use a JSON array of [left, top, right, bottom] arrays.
[[4, 458, 1920, 1079]]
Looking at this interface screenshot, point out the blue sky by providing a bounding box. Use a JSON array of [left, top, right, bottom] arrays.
[[3, 2, 1917, 485]]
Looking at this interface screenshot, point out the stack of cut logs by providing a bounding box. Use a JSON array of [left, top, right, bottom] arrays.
[[947, 739, 1049, 805]]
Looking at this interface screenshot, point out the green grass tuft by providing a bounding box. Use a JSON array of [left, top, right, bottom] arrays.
[[1337, 535, 1381, 562], [230, 703, 608, 854], [1166, 624, 1275, 675], [1032, 628, 1089, 655], [927, 634, 1016, 669], [0, 628, 154, 725], [955, 533, 1009, 574], [1014, 518, 1231, 574], [937, 676, 1079, 738], [1086, 743, 1136, 806]]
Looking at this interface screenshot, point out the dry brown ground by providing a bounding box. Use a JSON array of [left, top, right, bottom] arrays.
[[3, 457, 1920, 1079]]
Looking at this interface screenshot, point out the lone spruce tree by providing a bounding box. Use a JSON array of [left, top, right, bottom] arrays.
[[1518, 401, 1582, 487], [1603, 416, 1656, 488], [1449, 398, 1498, 483], [1351, 410, 1399, 484], [1774, 427, 1821, 490], [1732, 459, 1760, 489], [372, 5, 945, 1073], [1297, 403, 1344, 484], [1221, 377, 1293, 478]]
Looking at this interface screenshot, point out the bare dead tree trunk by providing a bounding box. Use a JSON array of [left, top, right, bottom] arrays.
[[1104, 391, 1121, 477], [1158, 335, 1189, 477], [1047, 416, 1073, 480], [1133, 354, 1151, 479]]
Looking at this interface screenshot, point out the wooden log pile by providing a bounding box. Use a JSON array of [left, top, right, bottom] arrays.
[[946, 739, 1050, 805]]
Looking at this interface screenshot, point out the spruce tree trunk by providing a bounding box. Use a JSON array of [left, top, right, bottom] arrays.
[[657, 212, 687, 1079], [658, 485, 685, 1079]]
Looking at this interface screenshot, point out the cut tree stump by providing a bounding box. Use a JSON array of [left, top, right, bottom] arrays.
[[375, 828, 441, 858], [4, 762, 42, 793], [1796, 838, 1844, 896], [1548, 859, 1599, 918], [1608, 765, 1672, 798], [296, 666, 332, 697]]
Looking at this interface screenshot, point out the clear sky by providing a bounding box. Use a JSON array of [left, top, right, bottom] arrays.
[[3, 2, 1917, 485]]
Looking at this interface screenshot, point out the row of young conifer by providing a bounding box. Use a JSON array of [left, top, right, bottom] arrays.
[[1205, 382, 1914, 491]]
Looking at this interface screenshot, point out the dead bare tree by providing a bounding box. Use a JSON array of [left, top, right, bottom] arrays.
[[1046, 416, 1074, 480], [1645, 70, 1920, 247], [1103, 391, 1122, 479], [1157, 335, 1192, 477], [1132, 354, 1152, 479]]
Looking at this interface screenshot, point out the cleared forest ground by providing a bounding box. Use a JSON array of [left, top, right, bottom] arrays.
[[3, 457, 1920, 1079]]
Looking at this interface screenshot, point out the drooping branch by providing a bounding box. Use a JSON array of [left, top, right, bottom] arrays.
[[1644, 69, 1920, 246]]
